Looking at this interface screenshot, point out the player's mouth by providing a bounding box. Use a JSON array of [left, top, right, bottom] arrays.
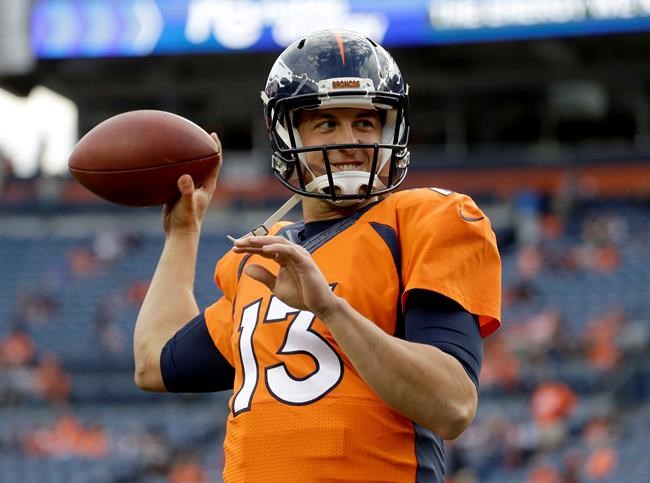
[[331, 161, 365, 172]]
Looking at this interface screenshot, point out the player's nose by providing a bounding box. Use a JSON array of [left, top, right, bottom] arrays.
[[334, 123, 360, 146]]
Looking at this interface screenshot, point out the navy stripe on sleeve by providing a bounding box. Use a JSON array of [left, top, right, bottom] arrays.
[[404, 290, 483, 389], [160, 312, 234, 393]]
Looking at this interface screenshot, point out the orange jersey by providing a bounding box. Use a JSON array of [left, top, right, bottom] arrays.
[[204, 188, 501, 482]]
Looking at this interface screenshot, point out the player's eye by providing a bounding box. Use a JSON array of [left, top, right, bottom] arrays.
[[355, 118, 378, 129], [314, 120, 336, 130]]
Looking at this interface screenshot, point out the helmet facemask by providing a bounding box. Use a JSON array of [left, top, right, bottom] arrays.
[[265, 87, 410, 205]]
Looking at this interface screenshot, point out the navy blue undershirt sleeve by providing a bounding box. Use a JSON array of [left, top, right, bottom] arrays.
[[160, 312, 234, 393], [404, 289, 483, 389]]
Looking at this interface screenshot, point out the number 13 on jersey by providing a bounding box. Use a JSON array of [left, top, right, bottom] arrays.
[[233, 295, 344, 415]]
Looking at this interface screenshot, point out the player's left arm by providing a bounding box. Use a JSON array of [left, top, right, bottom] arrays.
[[232, 235, 480, 440], [317, 292, 479, 440]]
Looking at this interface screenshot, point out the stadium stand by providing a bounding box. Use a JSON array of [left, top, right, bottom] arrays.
[[0, 184, 648, 482]]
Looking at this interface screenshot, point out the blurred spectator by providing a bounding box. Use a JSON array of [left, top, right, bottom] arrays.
[[531, 381, 577, 449], [583, 414, 619, 448], [569, 213, 626, 273], [23, 412, 84, 458], [116, 425, 171, 473], [76, 424, 109, 458], [503, 419, 539, 468], [531, 381, 577, 427], [0, 325, 36, 404], [593, 243, 619, 272], [94, 293, 127, 354], [448, 418, 505, 478], [123, 231, 145, 252], [509, 308, 563, 358], [560, 447, 584, 483], [582, 214, 627, 246], [480, 335, 521, 392], [570, 243, 620, 274], [127, 280, 150, 306], [22, 412, 108, 459], [581, 413, 620, 480], [67, 246, 100, 278], [503, 278, 538, 307], [584, 308, 625, 372], [93, 231, 123, 266], [32, 351, 71, 403], [168, 451, 212, 483], [517, 244, 543, 280], [0, 324, 36, 403], [540, 213, 566, 242], [502, 244, 544, 308], [14, 287, 60, 325], [513, 188, 545, 245], [526, 462, 561, 483], [0, 324, 35, 368], [584, 445, 617, 480]]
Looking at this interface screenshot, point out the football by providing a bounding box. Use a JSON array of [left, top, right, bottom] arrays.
[[68, 110, 220, 206]]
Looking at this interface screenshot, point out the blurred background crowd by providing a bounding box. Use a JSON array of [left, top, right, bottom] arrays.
[[1, 1, 649, 482]]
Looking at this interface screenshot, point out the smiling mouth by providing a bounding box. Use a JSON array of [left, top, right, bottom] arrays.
[[331, 162, 365, 171]]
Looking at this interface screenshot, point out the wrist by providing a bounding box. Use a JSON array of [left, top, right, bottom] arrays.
[[315, 294, 348, 323], [162, 229, 200, 261], [166, 226, 201, 241]]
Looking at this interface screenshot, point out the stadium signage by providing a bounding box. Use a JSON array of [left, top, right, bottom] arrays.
[[184, 0, 388, 49], [31, 0, 650, 58], [430, 0, 650, 29]]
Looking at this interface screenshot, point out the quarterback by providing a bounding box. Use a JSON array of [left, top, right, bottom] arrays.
[[134, 30, 501, 482]]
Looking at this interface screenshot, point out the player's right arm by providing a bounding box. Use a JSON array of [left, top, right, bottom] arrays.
[[133, 139, 221, 392]]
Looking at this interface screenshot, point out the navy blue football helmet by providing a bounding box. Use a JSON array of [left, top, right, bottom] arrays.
[[262, 30, 410, 203]]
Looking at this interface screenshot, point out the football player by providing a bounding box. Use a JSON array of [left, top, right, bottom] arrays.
[[134, 30, 501, 482]]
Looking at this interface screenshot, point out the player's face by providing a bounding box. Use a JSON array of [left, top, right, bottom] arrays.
[[296, 108, 382, 179]]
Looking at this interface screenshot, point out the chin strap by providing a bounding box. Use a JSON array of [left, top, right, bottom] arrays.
[[227, 193, 303, 242], [228, 178, 323, 241], [227, 174, 376, 242]]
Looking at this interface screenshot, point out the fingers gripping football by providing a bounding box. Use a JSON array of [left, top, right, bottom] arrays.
[[233, 236, 338, 316], [163, 132, 222, 236]]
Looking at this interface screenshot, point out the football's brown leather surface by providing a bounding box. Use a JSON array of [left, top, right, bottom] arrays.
[[68, 110, 219, 206]]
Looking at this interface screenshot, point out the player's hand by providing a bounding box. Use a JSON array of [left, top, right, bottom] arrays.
[[232, 236, 340, 317], [163, 132, 222, 236]]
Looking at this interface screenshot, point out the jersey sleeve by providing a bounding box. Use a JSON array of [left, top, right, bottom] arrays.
[[397, 189, 501, 337], [160, 311, 235, 392], [204, 296, 235, 366], [203, 248, 242, 365]]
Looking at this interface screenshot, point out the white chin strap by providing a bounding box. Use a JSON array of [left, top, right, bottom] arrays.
[[308, 171, 386, 207], [228, 172, 384, 241]]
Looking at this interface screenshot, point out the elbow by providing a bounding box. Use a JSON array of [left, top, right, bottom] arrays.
[[134, 361, 166, 392], [133, 368, 149, 390], [438, 395, 477, 440], [439, 405, 475, 440], [133, 342, 166, 392]]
